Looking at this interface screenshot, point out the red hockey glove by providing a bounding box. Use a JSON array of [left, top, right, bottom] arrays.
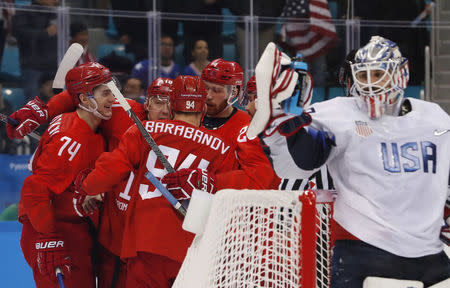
[[6, 97, 49, 139], [73, 169, 103, 217], [161, 168, 217, 200], [35, 232, 71, 280]]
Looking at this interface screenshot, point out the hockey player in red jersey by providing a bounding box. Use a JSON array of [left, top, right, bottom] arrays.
[[6, 74, 147, 151], [7, 59, 278, 191], [19, 62, 114, 288], [74, 75, 237, 287], [93, 77, 173, 288], [165, 59, 279, 192]]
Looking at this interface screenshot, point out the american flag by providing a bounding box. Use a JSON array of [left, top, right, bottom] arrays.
[[281, 0, 337, 61], [355, 121, 373, 138]]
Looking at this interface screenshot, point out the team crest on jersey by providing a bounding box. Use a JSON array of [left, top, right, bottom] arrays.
[[355, 121, 373, 137]]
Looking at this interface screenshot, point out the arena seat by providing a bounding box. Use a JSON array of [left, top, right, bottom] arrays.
[[223, 44, 236, 61], [174, 43, 185, 67], [311, 87, 325, 104], [328, 86, 343, 100], [2, 87, 25, 111], [1, 45, 21, 78], [222, 8, 236, 38], [97, 43, 135, 63], [404, 85, 423, 99]]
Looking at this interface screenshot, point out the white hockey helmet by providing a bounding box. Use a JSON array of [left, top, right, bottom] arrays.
[[350, 36, 409, 118]]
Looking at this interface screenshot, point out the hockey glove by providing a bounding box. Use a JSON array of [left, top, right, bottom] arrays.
[[161, 168, 217, 200], [73, 169, 103, 217], [6, 96, 49, 139], [247, 42, 298, 140], [35, 232, 71, 280]]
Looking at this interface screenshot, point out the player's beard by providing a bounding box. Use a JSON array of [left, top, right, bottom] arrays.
[[206, 99, 229, 117]]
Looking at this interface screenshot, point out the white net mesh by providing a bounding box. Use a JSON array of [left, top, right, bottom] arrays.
[[173, 189, 333, 288], [315, 203, 333, 288]]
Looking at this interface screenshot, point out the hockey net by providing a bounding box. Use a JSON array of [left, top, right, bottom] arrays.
[[173, 189, 334, 288]]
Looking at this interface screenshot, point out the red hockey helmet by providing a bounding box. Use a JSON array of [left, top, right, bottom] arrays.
[[246, 75, 256, 94], [66, 62, 112, 104], [146, 77, 173, 102], [201, 58, 243, 86], [171, 75, 206, 113]]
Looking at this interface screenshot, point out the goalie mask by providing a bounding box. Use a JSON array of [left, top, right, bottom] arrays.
[[65, 62, 113, 120], [350, 36, 409, 118]]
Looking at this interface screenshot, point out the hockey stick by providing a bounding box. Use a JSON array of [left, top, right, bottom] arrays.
[[0, 112, 41, 141], [106, 81, 186, 216], [106, 81, 175, 173], [52, 43, 84, 93], [146, 171, 186, 216], [55, 268, 65, 288]]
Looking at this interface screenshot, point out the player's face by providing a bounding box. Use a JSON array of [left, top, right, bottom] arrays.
[[244, 92, 257, 116], [355, 69, 391, 92], [245, 97, 256, 117], [204, 80, 229, 117], [146, 96, 171, 120], [247, 92, 257, 102], [93, 85, 115, 118]]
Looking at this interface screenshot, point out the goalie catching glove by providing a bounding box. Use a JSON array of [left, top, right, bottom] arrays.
[[247, 42, 299, 140], [73, 168, 103, 217], [161, 168, 217, 200], [6, 96, 49, 139], [35, 232, 71, 281]]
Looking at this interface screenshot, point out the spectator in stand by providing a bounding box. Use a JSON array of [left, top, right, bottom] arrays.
[[183, 39, 210, 76], [70, 21, 95, 66], [12, 0, 58, 103], [111, 0, 151, 62], [181, 0, 224, 63], [122, 77, 145, 104], [131, 35, 181, 87], [159, 34, 182, 79]]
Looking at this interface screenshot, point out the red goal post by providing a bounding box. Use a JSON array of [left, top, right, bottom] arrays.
[[173, 189, 335, 288]]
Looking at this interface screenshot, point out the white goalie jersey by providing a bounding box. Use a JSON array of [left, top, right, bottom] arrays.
[[264, 97, 450, 258]]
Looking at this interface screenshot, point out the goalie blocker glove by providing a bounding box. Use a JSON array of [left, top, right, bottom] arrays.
[[35, 232, 71, 281], [6, 96, 49, 139], [161, 168, 217, 200]]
